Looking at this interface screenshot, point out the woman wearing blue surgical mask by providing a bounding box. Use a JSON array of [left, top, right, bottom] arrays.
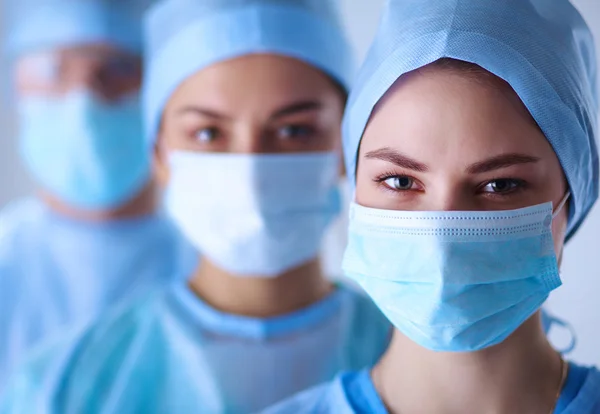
[[0, 1, 391, 413], [0, 0, 194, 393], [265, 0, 600, 413]]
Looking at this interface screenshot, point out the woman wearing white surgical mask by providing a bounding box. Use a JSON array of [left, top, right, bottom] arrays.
[[0, 0, 391, 413], [265, 0, 600, 413], [0, 0, 194, 393]]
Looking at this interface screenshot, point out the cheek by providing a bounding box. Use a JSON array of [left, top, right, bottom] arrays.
[[326, 126, 343, 152], [159, 114, 187, 150], [354, 160, 385, 208], [353, 157, 369, 205]]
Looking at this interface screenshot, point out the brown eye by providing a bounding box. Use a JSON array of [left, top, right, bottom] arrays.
[[277, 125, 315, 140], [384, 176, 415, 190], [195, 127, 220, 143], [482, 179, 521, 194]]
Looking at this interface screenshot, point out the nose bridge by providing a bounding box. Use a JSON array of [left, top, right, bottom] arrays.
[[426, 178, 476, 212], [436, 196, 471, 212], [66, 55, 102, 93], [231, 121, 265, 154]]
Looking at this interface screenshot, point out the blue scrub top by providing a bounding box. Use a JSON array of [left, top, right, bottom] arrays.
[[0, 282, 391, 414], [263, 363, 600, 413], [0, 198, 196, 392]]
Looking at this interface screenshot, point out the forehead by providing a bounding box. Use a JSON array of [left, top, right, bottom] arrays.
[[167, 54, 342, 110], [361, 67, 553, 162]]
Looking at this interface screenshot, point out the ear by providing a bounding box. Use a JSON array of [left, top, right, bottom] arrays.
[[338, 150, 346, 179], [152, 134, 170, 187]]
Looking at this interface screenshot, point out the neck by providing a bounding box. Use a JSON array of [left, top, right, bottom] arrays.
[[40, 181, 158, 222], [373, 313, 564, 414], [188, 259, 334, 318]]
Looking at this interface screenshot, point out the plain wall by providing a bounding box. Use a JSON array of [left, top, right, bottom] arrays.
[[0, 1, 598, 365]]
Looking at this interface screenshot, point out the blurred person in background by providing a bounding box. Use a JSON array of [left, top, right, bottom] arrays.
[[0, 0, 194, 392], [0, 0, 391, 412]]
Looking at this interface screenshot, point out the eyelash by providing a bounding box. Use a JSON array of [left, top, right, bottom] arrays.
[[372, 172, 528, 197], [373, 171, 421, 194], [477, 178, 529, 198]]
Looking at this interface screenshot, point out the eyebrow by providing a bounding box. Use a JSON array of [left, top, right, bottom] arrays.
[[364, 147, 429, 172], [364, 148, 540, 175], [176, 100, 322, 121], [177, 106, 231, 120], [466, 153, 540, 174], [270, 100, 323, 120]]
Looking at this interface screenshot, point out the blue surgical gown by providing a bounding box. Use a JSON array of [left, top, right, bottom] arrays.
[[0, 198, 195, 392], [263, 363, 600, 414], [0, 281, 390, 414]]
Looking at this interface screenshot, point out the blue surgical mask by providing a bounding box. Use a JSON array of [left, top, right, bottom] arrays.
[[17, 91, 150, 209], [165, 151, 341, 277], [343, 195, 569, 352]]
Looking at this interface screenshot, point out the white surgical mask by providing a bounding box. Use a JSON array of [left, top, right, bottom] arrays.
[[165, 151, 341, 277]]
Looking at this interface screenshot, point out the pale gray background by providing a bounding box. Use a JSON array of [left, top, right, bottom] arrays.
[[0, 1, 598, 365]]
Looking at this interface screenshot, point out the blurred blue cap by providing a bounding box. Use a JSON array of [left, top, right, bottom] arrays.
[[343, 0, 598, 238], [143, 0, 354, 146], [3, 0, 154, 57]]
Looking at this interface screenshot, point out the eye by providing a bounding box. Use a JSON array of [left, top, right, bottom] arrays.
[[276, 124, 315, 140], [105, 56, 139, 78], [481, 179, 523, 194], [382, 176, 418, 191], [194, 127, 220, 143]]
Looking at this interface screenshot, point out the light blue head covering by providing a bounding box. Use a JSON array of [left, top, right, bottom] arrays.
[[143, 0, 354, 145], [344, 0, 599, 238], [3, 0, 154, 57]]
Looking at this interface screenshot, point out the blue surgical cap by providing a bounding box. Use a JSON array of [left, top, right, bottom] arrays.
[[143, 0, 354, 145], [3, 0, 154, 57], [344, 0, 599, 238]]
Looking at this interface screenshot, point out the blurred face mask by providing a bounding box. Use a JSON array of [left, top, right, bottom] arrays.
[[165, 151, 342, 277], [17, 90, 149, 209], [343, 194, 569, 352]]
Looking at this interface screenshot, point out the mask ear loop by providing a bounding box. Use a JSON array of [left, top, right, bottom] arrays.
[[546, 195, 574, 354], [552, 192, 571, 219], [545, 314, 577, 355]]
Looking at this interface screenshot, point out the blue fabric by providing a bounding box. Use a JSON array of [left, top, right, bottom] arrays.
[[143, 0, 354, 146], [0, 198, 196, 393], [262, 363, 600, 414], [0, 283, 390, 414], [18, 92, 150, 209], [342, 370, 385, 414], [561, 366, 600, 413], [343, 201, 562, 352], [555, 363, 590, 413], [2, 0, 154, 57], [342, 0, 598, 238]]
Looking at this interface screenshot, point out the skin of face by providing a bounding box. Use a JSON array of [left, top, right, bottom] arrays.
[[14, 44, 142, 103], [155, 53, 345, 183], [356, 65, 569, 257]]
